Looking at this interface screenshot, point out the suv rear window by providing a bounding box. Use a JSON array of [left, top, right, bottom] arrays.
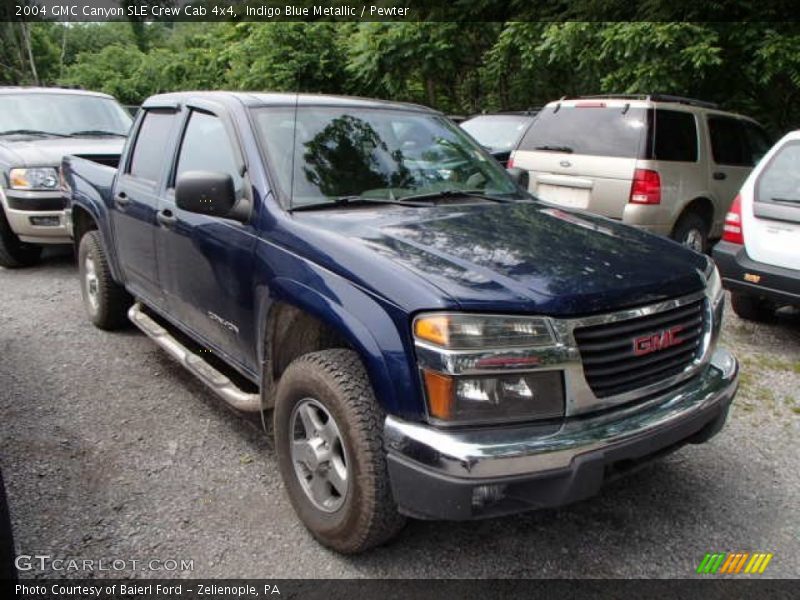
[[756, 141, 800, 205], [518, 105, 647, 158]]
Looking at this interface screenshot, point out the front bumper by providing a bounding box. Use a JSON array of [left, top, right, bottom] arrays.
[[713, 240, 800, 306], [0, 189, 70, 244], [384, 348, 738, 520]]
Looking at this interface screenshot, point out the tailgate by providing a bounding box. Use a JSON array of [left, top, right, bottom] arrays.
[[513, 150, 635, 218]]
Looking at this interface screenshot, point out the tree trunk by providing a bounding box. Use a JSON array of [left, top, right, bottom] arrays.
[[19, 22, 38, 84], [425, 78, 436, 107]]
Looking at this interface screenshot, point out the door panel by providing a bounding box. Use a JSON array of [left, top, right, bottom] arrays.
[[706, 115, 756, 227], [156, 109, 258, 373], [113, 109, 177, 302]]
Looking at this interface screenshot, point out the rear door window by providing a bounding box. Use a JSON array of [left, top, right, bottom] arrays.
[[127, 110, 176, 182], [743, 122, 772, 166], [647, 109, 698, 162], [708, 116, 749, 166], [517, 105, 646, 158]]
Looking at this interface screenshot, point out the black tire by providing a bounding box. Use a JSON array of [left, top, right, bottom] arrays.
[[671, 212, 709, 254], [0, 207, 42, 268], [274, 349, 406, 553], [78, 230, 132, 330], [731, 292, 775, 322]]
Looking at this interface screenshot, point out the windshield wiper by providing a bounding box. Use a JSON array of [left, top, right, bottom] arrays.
[[534, 144, 573, 153], [0, 129, 69, 137], [69, 130, 127, 137], [288, 195, 428, 212], [399, 189, 516, 204]]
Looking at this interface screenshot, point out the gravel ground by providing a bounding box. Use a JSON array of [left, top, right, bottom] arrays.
[[1, 247, 798, 579]]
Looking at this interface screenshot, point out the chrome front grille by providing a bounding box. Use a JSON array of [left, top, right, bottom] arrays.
[[573, 297, 706, 398]]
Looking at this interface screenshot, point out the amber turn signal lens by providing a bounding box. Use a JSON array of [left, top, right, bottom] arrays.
[[422, 369, 454, 420], [414, 315, 450, 346]]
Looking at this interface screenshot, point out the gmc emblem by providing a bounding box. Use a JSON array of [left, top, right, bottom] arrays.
[[633, 325, 684, 356]]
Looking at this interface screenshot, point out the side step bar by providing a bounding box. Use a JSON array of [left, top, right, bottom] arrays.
[[128, 303, 262, 413]]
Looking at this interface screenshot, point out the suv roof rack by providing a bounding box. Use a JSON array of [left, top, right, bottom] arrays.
[[577, 94, 718, 109]]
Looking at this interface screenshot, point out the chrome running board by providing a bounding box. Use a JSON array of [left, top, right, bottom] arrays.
[[128, 303, 261, 413]]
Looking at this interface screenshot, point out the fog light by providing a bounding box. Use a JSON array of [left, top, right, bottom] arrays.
[[472, 484, 506, 508], [29, 216, 60, 227]]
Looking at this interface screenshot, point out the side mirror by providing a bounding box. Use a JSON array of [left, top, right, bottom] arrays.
[[506, 166, 529, 190], [175, 171, 246, 221]]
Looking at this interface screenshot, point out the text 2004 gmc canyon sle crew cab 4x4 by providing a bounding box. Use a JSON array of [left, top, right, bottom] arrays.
[[63, 92, 739, 553]]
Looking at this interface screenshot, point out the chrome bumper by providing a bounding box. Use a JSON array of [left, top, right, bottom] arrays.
[[385, 348, 738, 480], [0, 189, 70, 244]]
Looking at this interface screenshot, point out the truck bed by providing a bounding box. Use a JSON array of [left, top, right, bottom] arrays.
[[62, 154, 119, 209]]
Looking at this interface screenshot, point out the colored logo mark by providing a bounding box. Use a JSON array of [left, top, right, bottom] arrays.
[[696, 552, 773, 574]]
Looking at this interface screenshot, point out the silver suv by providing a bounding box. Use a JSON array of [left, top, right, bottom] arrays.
[[509, 95, 772, 252]]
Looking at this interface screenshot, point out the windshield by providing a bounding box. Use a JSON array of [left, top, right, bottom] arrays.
[[252, 106, 519, 208], [518, 106, 647, 158], [461, 115, 533, 152], [0, 93, 132, 137]]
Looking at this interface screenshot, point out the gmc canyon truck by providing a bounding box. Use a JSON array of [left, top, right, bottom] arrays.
[[0, 87, 131, 267], [63, 92, 739, 554]]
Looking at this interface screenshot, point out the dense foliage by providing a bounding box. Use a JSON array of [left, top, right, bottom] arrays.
[[3, 20, 800, 134]]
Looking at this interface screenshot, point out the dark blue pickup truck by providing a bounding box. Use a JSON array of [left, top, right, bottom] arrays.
[[63, 92, 739, 553]]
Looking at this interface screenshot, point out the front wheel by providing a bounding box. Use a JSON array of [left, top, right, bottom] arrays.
[[274, 349, 405, 553], [78, 230, 132, 330]]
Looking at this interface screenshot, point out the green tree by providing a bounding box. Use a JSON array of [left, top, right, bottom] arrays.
[[225, 23, 347, 93]]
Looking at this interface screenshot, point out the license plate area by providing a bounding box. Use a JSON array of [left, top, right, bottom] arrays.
[[537, 184, 590, 209]]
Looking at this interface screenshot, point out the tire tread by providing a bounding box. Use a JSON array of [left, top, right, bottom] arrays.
[[275, 349, 405, 553]]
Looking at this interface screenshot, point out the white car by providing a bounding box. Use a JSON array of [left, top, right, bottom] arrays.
[[713, 130, 800, 320]]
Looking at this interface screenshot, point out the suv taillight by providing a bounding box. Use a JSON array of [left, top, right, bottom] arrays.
[[507, 156, 515, 169], [722, 194, 744, 244], [629, 169, 661, 205]]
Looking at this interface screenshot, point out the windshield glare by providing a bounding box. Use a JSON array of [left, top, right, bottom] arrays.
[[0, 94, 132, 136], [252, 106, 519, 208]]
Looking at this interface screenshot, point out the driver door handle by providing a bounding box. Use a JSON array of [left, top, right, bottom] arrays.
[[713, 171, 727, 181], [156, 209, 177, 227]]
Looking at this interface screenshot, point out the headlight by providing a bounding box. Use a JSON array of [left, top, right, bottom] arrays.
[[9, 167, 60, 191], [413, 313, 564, 425], [413, 313, 555, 349], [421, 369, 564, 424]]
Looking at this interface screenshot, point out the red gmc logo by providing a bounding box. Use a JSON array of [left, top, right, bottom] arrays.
[[633, 325, 684, 356]]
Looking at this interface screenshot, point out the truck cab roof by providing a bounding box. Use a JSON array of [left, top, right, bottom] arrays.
[[141, 91, 439, 114]]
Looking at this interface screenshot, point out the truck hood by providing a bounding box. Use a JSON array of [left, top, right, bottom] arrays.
[[293, 202, 709, 316], [0, 136, 124, 167]]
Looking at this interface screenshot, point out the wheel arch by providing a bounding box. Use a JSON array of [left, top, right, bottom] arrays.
[[673, 196, 715, 235], [70, 203, 123, 281], [257, 276, 416, 419]]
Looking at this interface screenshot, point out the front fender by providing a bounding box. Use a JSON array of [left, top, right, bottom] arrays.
[[261, 273, 423, 420]]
